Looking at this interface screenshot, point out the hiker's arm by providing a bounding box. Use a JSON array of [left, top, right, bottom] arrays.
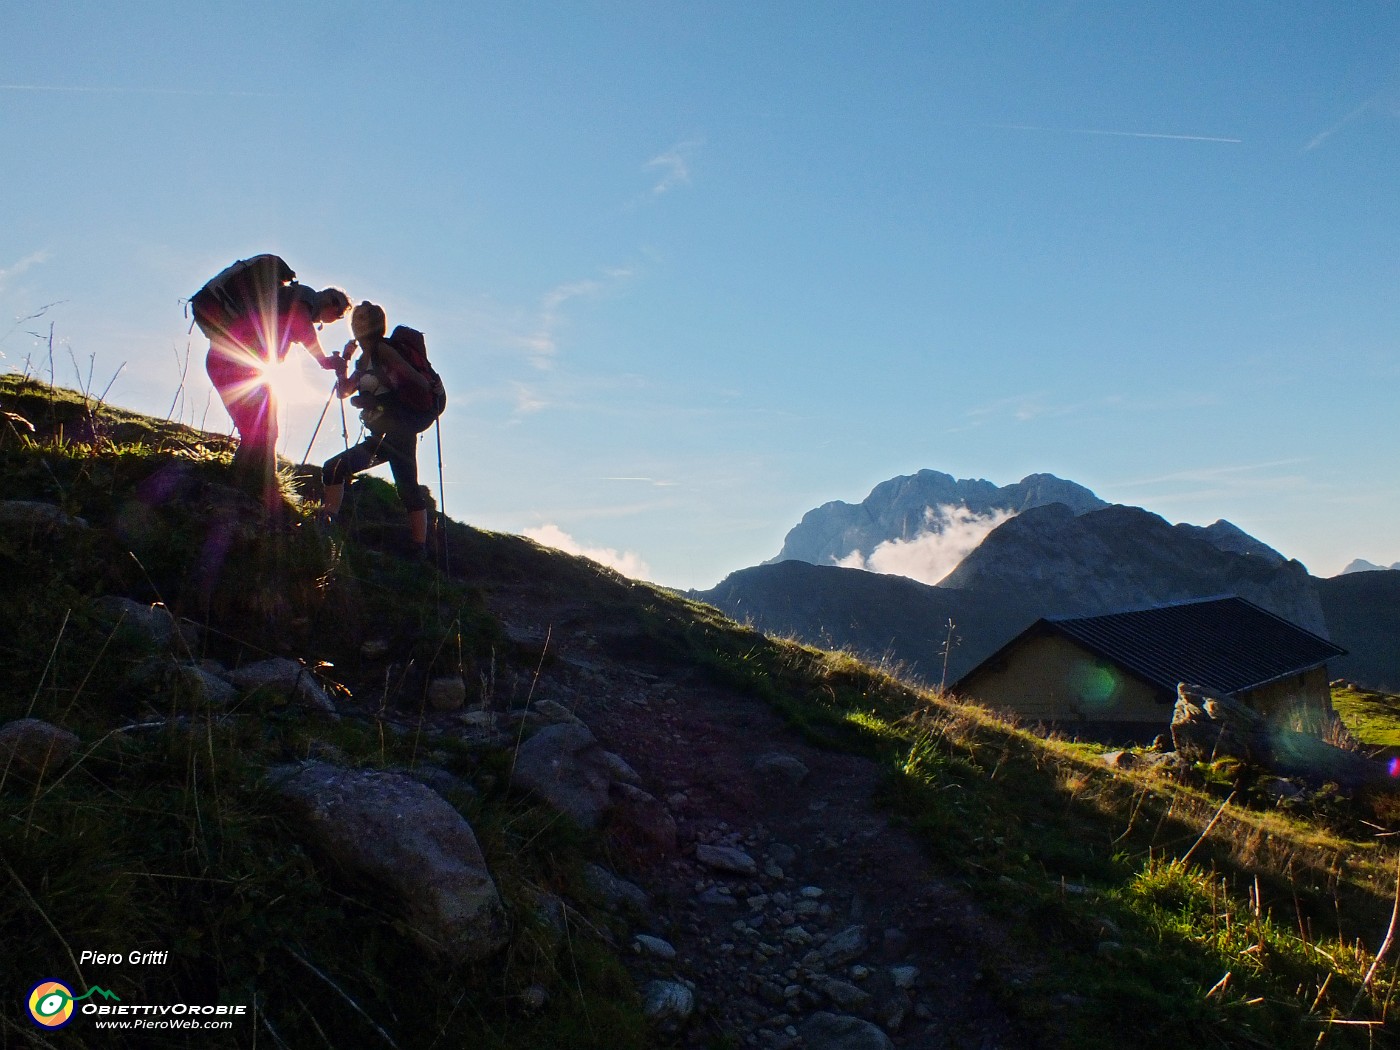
[[376, 343, 432, 392], [332, 341, 357, 396], [289, 301, 338, 369], [305, 334, 339, 370]]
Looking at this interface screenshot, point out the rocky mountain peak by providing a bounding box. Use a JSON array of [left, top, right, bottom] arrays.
[[1342, 558, 1400, 575], [939, 503, 1327, 635], [770, 469, 1107, 568]]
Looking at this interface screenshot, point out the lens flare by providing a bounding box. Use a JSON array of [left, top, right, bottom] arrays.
[[1070, 661, 1119, 711], [1389, 756, 1399, 779], [256, 355, 323, 408]]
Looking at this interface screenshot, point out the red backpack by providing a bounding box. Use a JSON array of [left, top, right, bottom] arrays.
[[385, 326, 447, 417]]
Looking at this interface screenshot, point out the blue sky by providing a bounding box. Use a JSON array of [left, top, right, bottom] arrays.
[[3, 2, 1397, 589]]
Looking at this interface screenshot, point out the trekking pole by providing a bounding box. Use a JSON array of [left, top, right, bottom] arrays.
[[434, 416, 450, 575], [336, 345, 354, 452], [338, 390, 350, 451], [300, 379, 337, 466]]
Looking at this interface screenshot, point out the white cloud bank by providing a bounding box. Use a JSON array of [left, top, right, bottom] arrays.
[[833, 504, 1014, 586], [523, 523, 652, 581]]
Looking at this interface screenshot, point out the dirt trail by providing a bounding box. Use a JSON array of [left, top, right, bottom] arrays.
[[492, 602, 1047, 1050]]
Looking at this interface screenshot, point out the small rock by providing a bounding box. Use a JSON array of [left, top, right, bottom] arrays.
[[643, 980, 695, 1030], [768, 843, 798, 869], [889, 965, 919, 990], [754, 752, 810, 785], [819, 978, 872, 1010], [697, 843, 759, 876], [816, 925, 868, 967], [427, 676, 467, 711], [633, 934, 677, 960]]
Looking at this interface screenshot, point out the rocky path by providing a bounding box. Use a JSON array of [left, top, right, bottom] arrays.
[[495, 611, 1045, 1050]]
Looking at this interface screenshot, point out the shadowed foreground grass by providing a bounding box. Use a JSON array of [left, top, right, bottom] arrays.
[[1, 374, 1396, 1048]]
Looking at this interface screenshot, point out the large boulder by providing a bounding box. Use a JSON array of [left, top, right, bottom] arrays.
[[607, 781, 678, 860], [799, 1011, 896, 1050], [0, 500, 88, 532], [1171, 683, 1393, 791], [269, 761, 508, 962], [1171, 684, 1270, 764], [0, 719, 80, 782], [510, 722, 639, 829], [230, 658, 337, 714], [126, 657, 237, 709], [93, 596, 176, 649]]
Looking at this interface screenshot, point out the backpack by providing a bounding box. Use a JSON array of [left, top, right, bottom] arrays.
[[189, 255, 297, 340], [385, 325, 447, 417]]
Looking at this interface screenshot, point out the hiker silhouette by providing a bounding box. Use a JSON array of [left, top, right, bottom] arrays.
[[321, 301, 444, 558], [196, 257, 350, 506]]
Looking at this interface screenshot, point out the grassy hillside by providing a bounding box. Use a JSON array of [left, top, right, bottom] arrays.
[[1332, 683, 1400, 749], [1, 374, 1397, 1049]]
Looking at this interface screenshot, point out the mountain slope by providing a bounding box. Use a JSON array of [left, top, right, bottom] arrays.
[[693, 559, 1038, 685], [1316, 570, 1400, 690], [940, 503, 1326, 634], [2, 376, 1396, 1050]]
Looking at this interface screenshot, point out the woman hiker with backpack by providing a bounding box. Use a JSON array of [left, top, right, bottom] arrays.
[[203, 278, 352, 504], [321, 301, 445, 559]]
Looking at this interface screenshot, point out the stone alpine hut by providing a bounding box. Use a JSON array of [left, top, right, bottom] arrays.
[[951, 595, 1346, 741]]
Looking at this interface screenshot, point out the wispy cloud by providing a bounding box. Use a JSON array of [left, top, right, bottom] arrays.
[[0, 251, 51, 292], [955, 391, 1084, 429], [511, 382, 547, 416], [1303, 99, 1377, 152], [520, 269, 633, 369], [0, 83, 274, 98], [950, 389, 1222, 433], [599, 476, 678, 488], [982, 122, 1241, 144], [523, 523, 652, 580], [1110, 459, 1312, 504], [645, 139, 702, 196]]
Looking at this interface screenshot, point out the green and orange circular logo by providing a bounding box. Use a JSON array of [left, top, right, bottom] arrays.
[[27, 980, 75, 1028]]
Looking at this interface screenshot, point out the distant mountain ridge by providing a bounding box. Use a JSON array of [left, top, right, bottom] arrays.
[[698, 500, 1328, 685], [1342, 559, 1400, 575], [691, 466, 1400, 690], [769, 468, 1288, 576]]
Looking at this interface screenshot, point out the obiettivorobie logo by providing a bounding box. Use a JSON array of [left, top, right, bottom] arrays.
[[27, 981, 120, 1028]]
